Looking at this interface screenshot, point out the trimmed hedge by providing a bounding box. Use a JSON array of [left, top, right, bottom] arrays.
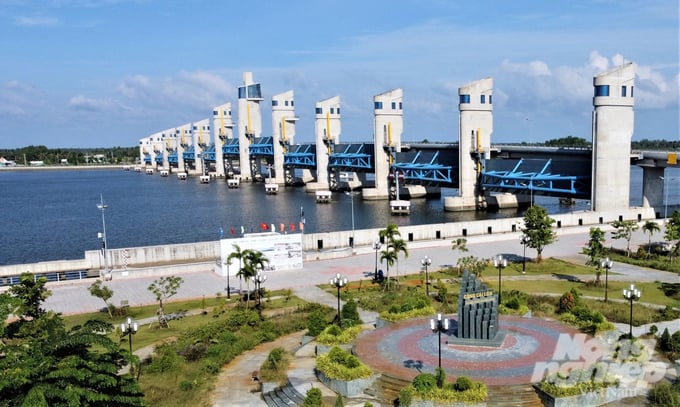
[[379, 306, 437, 322], [317, 325, 364, 346]]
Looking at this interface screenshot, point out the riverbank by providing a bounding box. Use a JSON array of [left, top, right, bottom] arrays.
[[0, 164, 128, 171]]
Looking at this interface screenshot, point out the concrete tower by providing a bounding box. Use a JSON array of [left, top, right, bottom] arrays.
[[237, 72, 263, 181], [271, 90, 298, 184], [177, 124, 190, 174], [192, 118, 210, 176], [212, 102, 234, 178], [363, 89, 403, 200], [152, 131, 163, 170], [307, 96, 341, 192], [139, 136, 151, 166], [591, 63, 635, 212], [444, 78, 493, 211]]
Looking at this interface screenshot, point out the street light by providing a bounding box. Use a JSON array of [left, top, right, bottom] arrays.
[[224, 258, 231, 299], [623, 284, 641, 339], [373, 240, 381, 280], [429, 313, 449, 374], [493, 255, 507, 306], [251, 271, 267, 309], [600, 257, 613, 303], [345, 187, 356, 249], [421, 256, 432, 296], [520, 235, 529, 273], [120, 316, 138, 358], [330, 273, 347, 327], [97, 194, 110, 280]]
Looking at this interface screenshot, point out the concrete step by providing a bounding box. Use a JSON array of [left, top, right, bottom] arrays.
[[486, 384, 544, 407], [364, 373, 411, 405]]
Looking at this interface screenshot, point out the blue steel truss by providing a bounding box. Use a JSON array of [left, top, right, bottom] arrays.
[[168, 151, 178, 164], [154, 153, 164, 164], [284, 144, 316, 168], [183, 146, 195, 161], [392, 151, 453, 184], [249, 137, 273, 156], [222, 139, 239, 156], [143, 153, 151, 164], [329, 143, 373, 170], [202, 144, 216, 161], [482, 158, 588, 197]]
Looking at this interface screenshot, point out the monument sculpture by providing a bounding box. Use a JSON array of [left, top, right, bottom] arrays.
[[453, 269, 504, 345]]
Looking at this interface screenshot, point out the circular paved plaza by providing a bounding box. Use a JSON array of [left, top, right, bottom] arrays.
[[354, 315, 583, 386]]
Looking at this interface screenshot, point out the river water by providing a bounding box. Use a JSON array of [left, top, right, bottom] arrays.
[[0, 166, 677, 265]]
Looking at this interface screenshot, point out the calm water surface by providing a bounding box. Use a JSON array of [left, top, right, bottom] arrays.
[[0, 166, 677, 265]]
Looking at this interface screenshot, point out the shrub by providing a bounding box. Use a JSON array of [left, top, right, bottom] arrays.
[[399, 385, 415, 407], [317, 325, 363, 346], [379, 305, 437, 322], [260, 347, 292, 384], [302, 387, 323, 407], [660, 328, 672, 352], [436, 368, 447, 389], [316, 346, 372, 381], [307, 308, 329, 337], [648, 381, 680, 407], [412, 373, 437, 392], [455, 376, 473, 392], [334, 394, 344, 407], [341, 297, 362, 327], [650, 325, 659, 335], [558, 291, 576, 313]]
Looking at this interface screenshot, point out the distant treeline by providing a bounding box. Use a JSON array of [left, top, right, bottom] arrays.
[[0, 145, 138, 165], [537, 137, 678, 150]]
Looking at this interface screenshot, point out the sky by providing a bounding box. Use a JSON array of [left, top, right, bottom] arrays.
[[0, 0, 678, 149]]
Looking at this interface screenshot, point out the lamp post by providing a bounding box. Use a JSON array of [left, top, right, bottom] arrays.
[[97, 194, 110, 280], [251, 270, 267, 309], [600, 257, 613, 303], [224, 258, 231, 299], [330, 273, 347, 327], [494, 255, 507, 306], [520, 235, 529, 273], [345, 187, 356, 249], [373, 240, 381, 280], [623, 284, 641, 339], [120, 316, 138, 357], [421, 256, 432, 296], [429, 313, 449, 374]]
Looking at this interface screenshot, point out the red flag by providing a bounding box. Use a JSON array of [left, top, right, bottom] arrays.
[[290, 223, 295, 231], [260, 222, 268, 230], [230, 227, 235, 236]]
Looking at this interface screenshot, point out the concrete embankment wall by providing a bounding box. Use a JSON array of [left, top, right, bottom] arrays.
[[0, 207, 655, 279]]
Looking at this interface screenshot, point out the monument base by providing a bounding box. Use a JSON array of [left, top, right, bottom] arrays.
[[447, 329, 508, 348]]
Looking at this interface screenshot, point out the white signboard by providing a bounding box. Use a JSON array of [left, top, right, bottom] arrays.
[[218, 232, 303, 276]]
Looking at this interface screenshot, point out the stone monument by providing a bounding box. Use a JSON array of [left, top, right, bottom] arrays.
[[451, 269, 505, 346]]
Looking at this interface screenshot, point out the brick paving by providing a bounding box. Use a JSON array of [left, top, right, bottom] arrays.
[[354, 315, 583, 386]]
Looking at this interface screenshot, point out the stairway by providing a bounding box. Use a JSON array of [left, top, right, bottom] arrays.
[[363, 373, 412, 406], [262, 380, 305, 407], [486, 384, 544, 407]]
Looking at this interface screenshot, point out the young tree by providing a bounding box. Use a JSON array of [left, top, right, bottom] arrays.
[[379, 223, 401, 246], [642, 220, 661, 256], [610, 220, 639, 257], [148, 275, 184, 326], [583, 227, 606, 285], [228, 243, 246, 294], [88, 279, 114, 318], [390, 238, 408, 285], [8, 272, 51, 319], [521, 205, 557, 263], [456, 256, 487, 277], [241, 249, 270, 308], [664, 211, 680, 260], [380, 246, 397, 291], [451, 237, 468, 253]]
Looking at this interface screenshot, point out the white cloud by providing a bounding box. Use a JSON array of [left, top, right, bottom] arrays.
[[0, 80, 41, 116], [68, 94, 113, 111], [14, 15, 58, 26]]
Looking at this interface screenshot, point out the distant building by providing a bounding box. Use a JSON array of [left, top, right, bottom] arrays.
[[29, 160, 45, 166], [0, 157, 16, 167]]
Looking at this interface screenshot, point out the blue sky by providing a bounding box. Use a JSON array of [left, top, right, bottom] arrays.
[[0, 0, 678, 148]]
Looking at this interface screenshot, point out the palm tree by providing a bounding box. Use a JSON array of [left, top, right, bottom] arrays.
[[380, 247, 397, 291], [390, 238, 409, 285], [642, 220, 660, 256], [227, 244, 246, 296], [240, 249, 269, 309], [379, 223, 401, 246]]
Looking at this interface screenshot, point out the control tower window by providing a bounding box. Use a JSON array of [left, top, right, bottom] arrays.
[[213, 110, 218, 115], [285, 101, 289, 106], [594, 85, 609, 97], [631, 86, 634, 97], [480, 95, 486, 104], [399, 102, 402, 109], [272, 100, 279, 107], [391, 102, 396, 109], [316, 107, 323, 114], [374, 101, 383, 109], [247, 84, 261, 99], [337, 108, 341, 114], [238, 86, 246, 98], [489, 95, 493, 104], [621, 86, 627, 97], [459, 94, 470, 104]]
